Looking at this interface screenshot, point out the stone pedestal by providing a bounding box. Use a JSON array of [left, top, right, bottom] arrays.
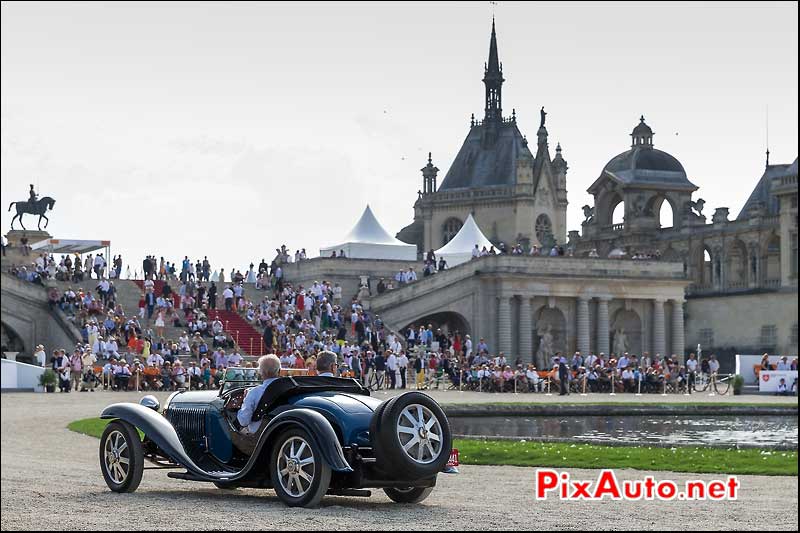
[[5, 229, 51, 247], [3, 230, 51, 267]]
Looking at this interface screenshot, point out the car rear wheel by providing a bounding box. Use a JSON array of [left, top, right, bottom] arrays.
[[270, 428, 331, 508], [384, 486, 434, 504], [99, 421, 144, 493], [373, 392, 452, 478]]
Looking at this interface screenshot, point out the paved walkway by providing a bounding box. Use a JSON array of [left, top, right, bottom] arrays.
[[1, 392, 797, 531]]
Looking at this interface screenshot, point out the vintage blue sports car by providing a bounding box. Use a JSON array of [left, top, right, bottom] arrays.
[[98, 369, 456, 507]]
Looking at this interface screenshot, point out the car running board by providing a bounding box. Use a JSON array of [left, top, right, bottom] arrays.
[[168, 471, 221, 482], [327, 489, 372, 498]]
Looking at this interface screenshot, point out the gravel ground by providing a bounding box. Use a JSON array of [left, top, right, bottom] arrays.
[[1, 391, 797, 531]]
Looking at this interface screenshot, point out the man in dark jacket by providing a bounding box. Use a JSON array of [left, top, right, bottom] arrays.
[[557, 353, 570, 395], [207, 282, 217, 309], [263, 323, 274, 353], [373, 351, 386, 390]]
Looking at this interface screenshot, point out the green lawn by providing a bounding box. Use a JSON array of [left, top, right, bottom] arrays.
[[69, 418, 142, 439], [454, 439, 797, 476], [443, 402, 799, 408], [69, 417, 797, 476]]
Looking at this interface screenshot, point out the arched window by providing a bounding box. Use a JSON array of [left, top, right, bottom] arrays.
[[535, 214, 552, 244], [611, 202, 625, 225], [442, 218, 463, 245], [658, 199, 674, 228]]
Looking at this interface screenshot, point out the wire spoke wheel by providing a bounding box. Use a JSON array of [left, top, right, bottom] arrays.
[[396, 404, 443, 464], [104, 430, 131, 484], [99, 421, 143, 493], [276, 437, 315, 498]]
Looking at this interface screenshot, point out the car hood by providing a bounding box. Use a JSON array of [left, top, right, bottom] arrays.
[[166, 389, 218, 407]]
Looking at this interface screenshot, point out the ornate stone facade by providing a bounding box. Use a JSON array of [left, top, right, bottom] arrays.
[[573, 119, 798, 355], [397, 21, 568, 255]]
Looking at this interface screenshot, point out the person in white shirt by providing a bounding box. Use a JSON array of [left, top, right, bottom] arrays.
[[228, 351, 243, 367], [471, 245, 480, 259], [34, 344, 47, 367], [186, 361, 202, 389], [82, 348, 98, 372], [146, 352, 164, 367], [398, 350, 409, 389], [222, 286, 235, 311], [178, 333, 190, 353], [525, 365, 544, 392], [708, 355, 720, 374], [776, 356, 790, 370], [386, 350, 398, 389], [238, 355, 282, 434]]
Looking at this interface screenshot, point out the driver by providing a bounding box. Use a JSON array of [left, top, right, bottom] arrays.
[[237, 354, 281, 434]]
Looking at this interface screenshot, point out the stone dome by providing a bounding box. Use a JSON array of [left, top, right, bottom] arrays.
[[598, 116, 697, 191]]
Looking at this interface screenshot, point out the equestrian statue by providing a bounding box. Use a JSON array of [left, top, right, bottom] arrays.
[[8, 184, 56, 230]]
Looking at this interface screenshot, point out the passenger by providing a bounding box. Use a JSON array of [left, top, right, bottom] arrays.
[[316, 351, 337, 377], [237, 354, 282, 434]]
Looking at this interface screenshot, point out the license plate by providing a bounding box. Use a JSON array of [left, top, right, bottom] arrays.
[[447, 448, 459, 467]]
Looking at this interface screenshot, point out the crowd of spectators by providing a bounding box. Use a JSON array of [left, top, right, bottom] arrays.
[[19, 243, 793, 399]]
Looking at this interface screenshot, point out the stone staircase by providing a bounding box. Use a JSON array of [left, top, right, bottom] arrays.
[[207, 309, 267, 355]]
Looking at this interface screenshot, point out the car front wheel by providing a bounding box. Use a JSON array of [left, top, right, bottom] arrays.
[[99, 421, 144, 493], [384, 486, 434, 504], [270, 428, 331, 508]]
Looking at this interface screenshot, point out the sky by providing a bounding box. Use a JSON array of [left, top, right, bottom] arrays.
[[1, 1, 797, 273]]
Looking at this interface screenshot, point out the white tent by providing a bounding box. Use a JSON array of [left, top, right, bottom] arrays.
[[434, 214, 494, 266], [320, 205, 417, 261]]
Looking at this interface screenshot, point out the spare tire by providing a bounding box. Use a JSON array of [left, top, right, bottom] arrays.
[[368, 395, 400, 475], [373, 392, 452, 478]]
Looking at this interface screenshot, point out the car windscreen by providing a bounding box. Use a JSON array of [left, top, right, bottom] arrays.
[[220, 368, 261, 393]]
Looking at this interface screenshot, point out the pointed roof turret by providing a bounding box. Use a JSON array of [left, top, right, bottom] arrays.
[[482, 17, 505, 124], [553, 142, 568, 173], [486, 17, 500, 76]]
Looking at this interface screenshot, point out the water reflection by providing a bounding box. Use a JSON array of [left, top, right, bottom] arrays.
[[449, 416, 798, 448]]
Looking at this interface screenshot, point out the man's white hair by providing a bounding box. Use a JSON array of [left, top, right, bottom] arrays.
[[258, 354, 281, 380]]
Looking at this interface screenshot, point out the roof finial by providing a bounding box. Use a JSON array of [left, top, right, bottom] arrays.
[[640, 115, 646, 123], [471, 113, 475, 127], [556, 142, 562, 153], [512, 108, 516, 121], [765, 104, 770, 168], [428, 152, 432, 164]]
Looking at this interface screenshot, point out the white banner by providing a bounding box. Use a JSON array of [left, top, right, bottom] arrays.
[[758, 370, 798, 393], [735, 354, 787, 385]]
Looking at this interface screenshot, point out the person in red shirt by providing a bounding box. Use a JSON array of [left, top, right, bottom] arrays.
[[127, 334, 138, 353]]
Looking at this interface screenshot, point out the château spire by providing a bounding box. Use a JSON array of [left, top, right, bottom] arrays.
[[482, 17, 504, 124]]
